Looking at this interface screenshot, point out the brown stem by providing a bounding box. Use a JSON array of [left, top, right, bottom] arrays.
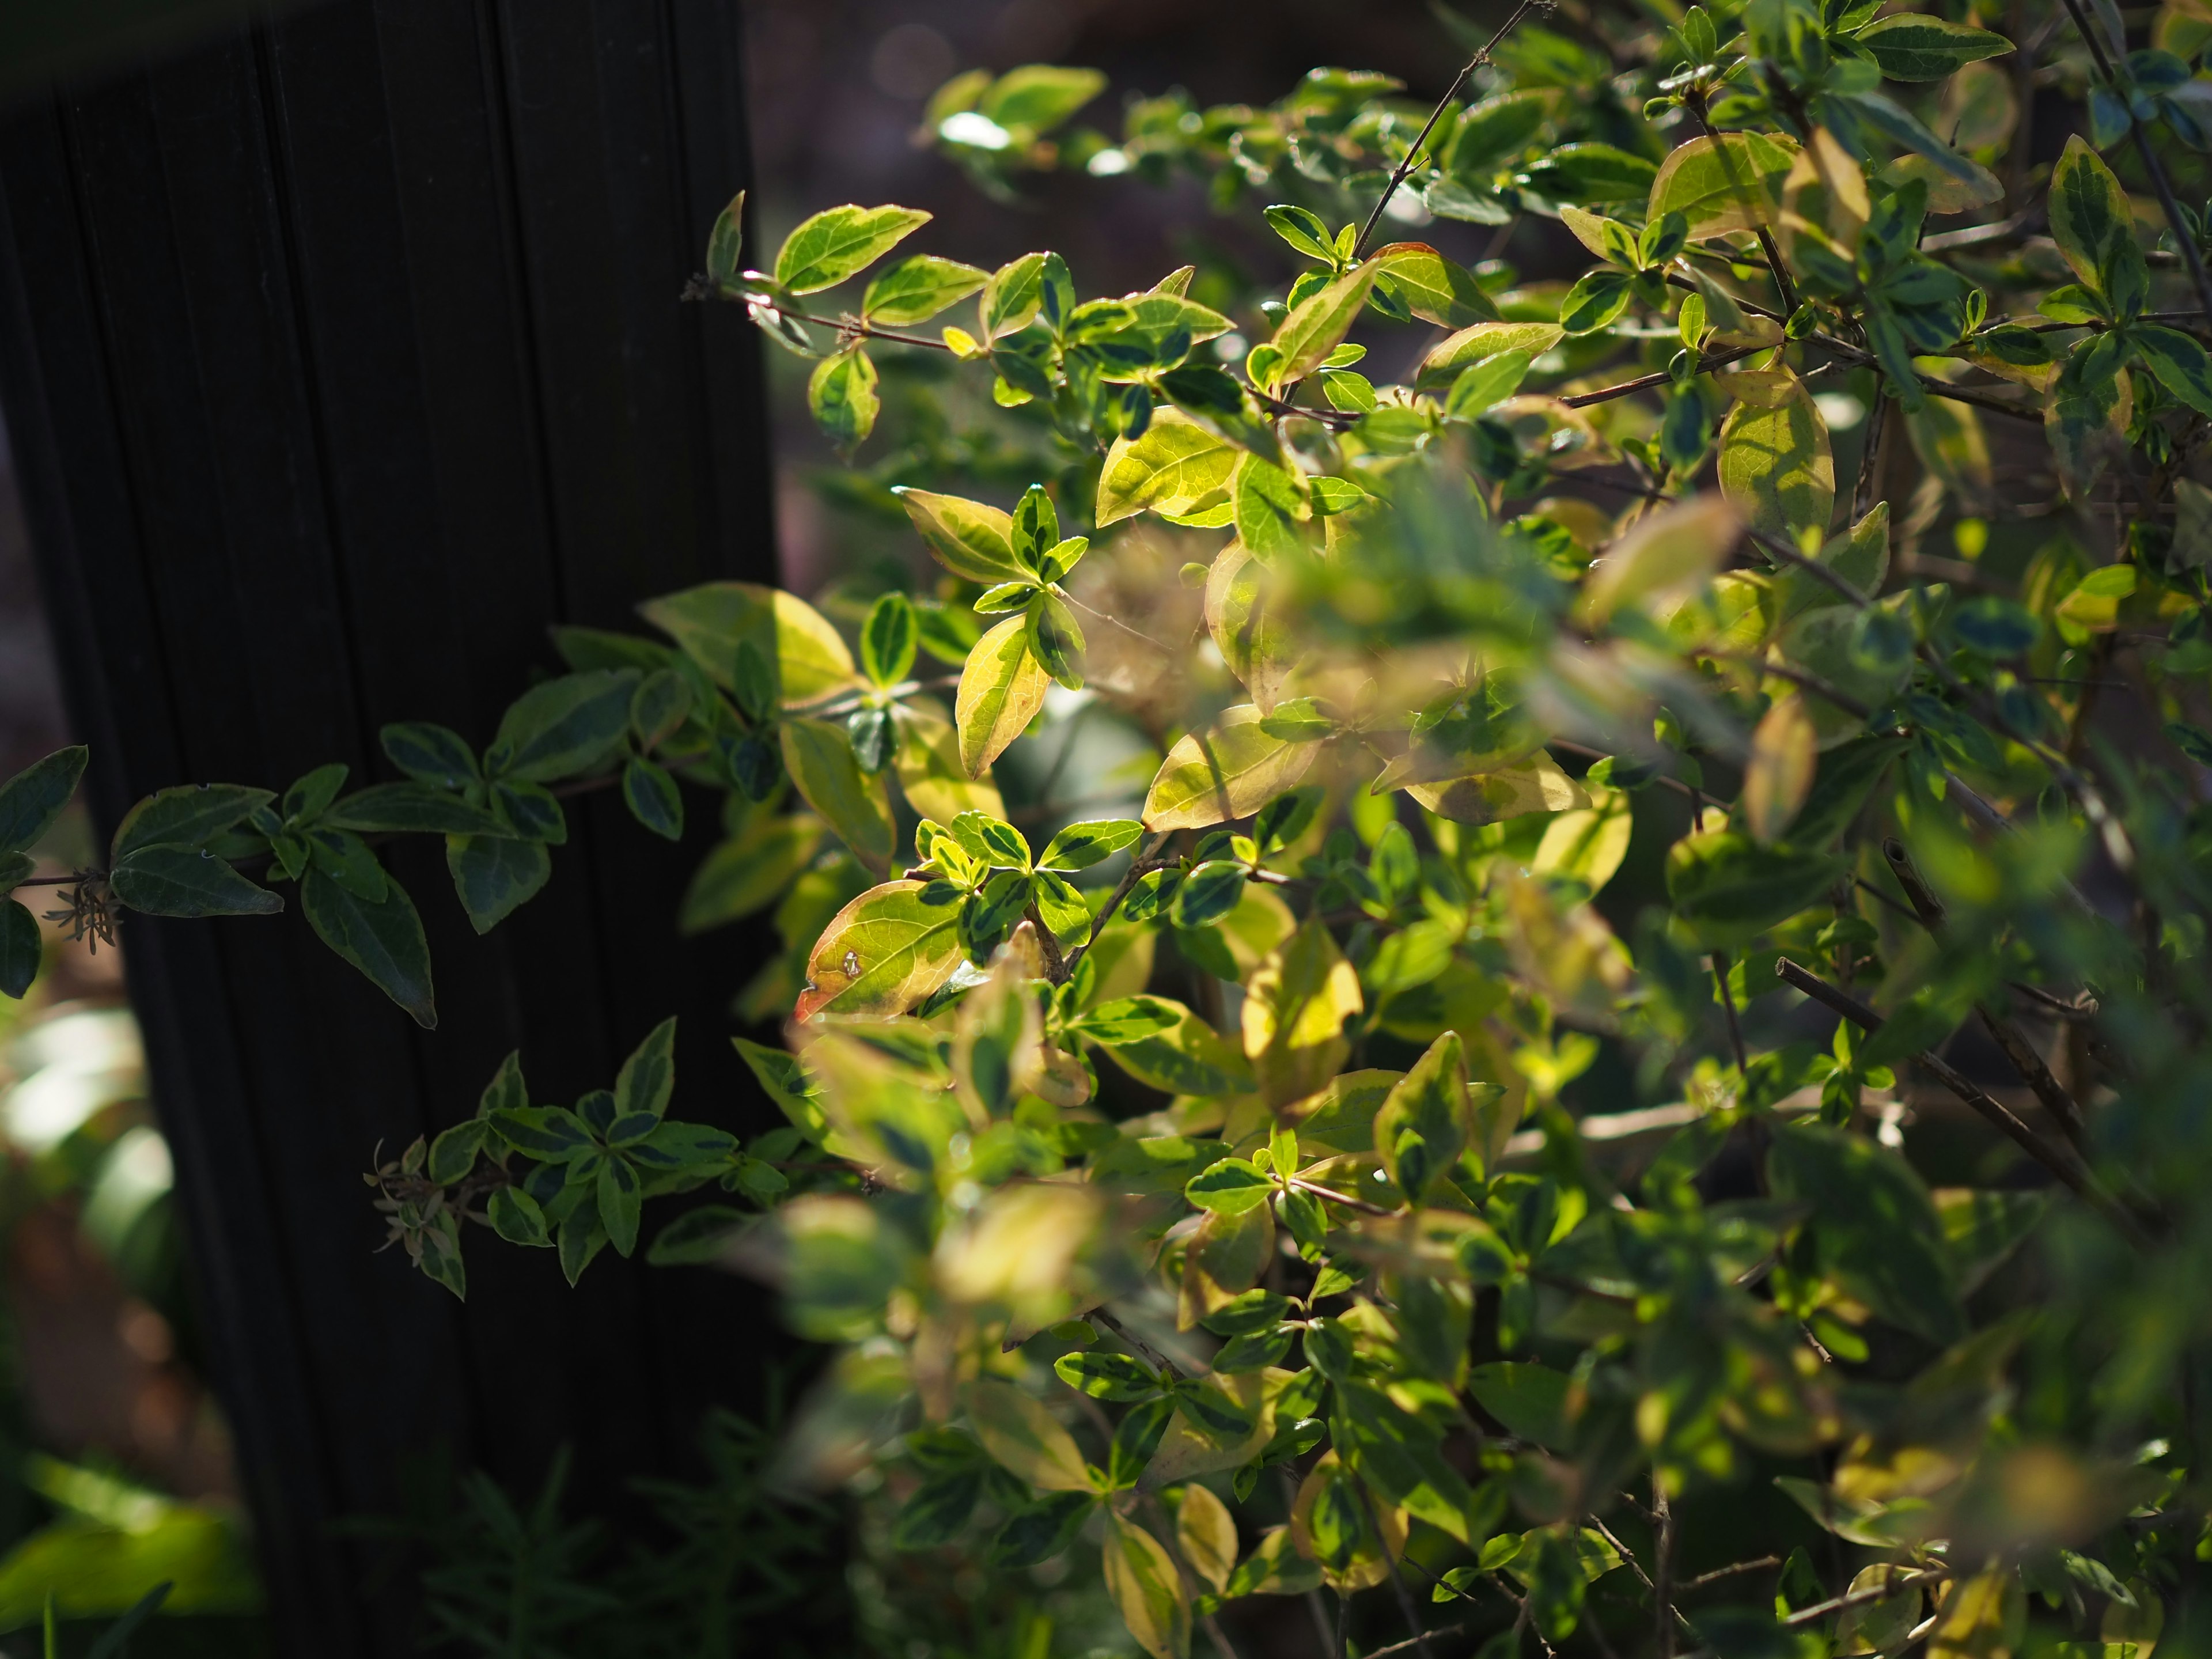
[[1774, 957, 2151, 1245], [1654, 1483, 1676, 1659], [1560, 342, 1771, 408]]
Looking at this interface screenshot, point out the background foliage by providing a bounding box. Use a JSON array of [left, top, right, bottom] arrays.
[[14, 0, 2212, 1650]]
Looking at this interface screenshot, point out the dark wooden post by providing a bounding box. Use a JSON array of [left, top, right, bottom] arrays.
[[0, 2, 787, 1649]]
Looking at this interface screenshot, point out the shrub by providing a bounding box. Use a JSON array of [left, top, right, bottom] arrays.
[[7, 0, 2212, 1650]]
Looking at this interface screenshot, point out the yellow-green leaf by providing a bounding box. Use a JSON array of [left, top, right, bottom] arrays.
[[1420, 321, 1566, 386], [1373, 1031, 1469, 1200], [1406, 753, 1588, 823], [1097, 1001, 1255, 1096], [893, 488, 1030, 585], [1777, 502, 1888, 626], [1647, 131, 1798, 236], [796, 878, 966, 1021], [780, 718, 895, 873], [894, 700, 1006, 821], [861, 253, 988, 325], [1718, 372, 1834, 550], [1205, 545, 1297, 713], [1266, 261, 1382, 391], [679, 813, 825, 934], [2048, 134, 2145, 306], [1743, 692, 1817, 844], [1243, 918, 1363, 1106], [1097, 410, 1241, 527], [1176, 1484, 1238, 1594], [638, 582, 855, 703], [955, 613, 1051, 778], [1104, 1514, 1191, 1659], [774, 203, 931, 294], [1143, 704, 1323, 831], [1578, 493, 1744, 625], [1369, 241, 1501, 327], [808, 346, 878, 454], [1856, 14, 2013, 79], [967, 1377, 1094, 1493]]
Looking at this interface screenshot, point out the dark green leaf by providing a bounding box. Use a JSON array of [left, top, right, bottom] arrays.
[[446, 834, 552, 935], [111, 784, 275, 863], [622, 756, 684, 841], [0, 747, 85, 855], [0, 899, 39, 999], [109, 844, 284, 919], [301, 868, 437, 1028], [323, 782, 506, 837], [381, 723, 479, 790], [487, 671, 639, 783]]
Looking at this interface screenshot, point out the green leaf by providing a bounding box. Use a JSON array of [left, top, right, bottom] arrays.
[[1855, 14, 2012, 78], [1143, 705, 1323, 832], [0, 747, 85, 855], [1530, 141, 1659, 203], [2048, 135, 2146, 312], [1099, 1004, 1255, 1096], [1039, 818, 1142, 871], [1096, 410, 1241, 527], [704, 187, 745, 286], [781, 718, 896, 874], [808, 346, 879, 454], [1373, 1031, 1471, 1201], [796, 878, 967, 1021], [1558, 268, 1636, 335], [1447, 350, 1534, 419], [1768, 1122, 1963, 1343], [596, 1155, 642, 1256], [1185, 1157, 1276, 1215], [1647, 131, 1798, 235], [1467, 1362, 1570, 1446], [1665, 831, 1847, 948], [2134, 324, 2212, 418], [954, 614, 1051, 779], [608, 1018, 677, 1126], [427, 1119, 486, 1184], [621, 756, 684, 841], [1233, 453, 1308, 562], [645, 1203, 749, 1264], [490, 1187, 552, 1249], [861, 593, 919, 689], [630, 667, 692, 750], [108, 844, 283, 919], [979, 65, 1106, 134], [1054, 1351, 1160, 1401], [0, 900, 39, 999], [1420, 320, 1567, 385], [445, 834, 552, 934], [638, 582, 857, 704], [1265, 260, 1382, 391], [488, 670, 639, 782], [1776, 501, 1888, 626], [491, 1104, 596, 1161], [300, 868, 436, 1028], [1025, 590, 1085, 692], [1071, 995, 1181, 1044], [680, 812, 824, 933], [559, 1214, 608, 1286], [979, 252, 1049, 342], [323, 782, 505, 838], [774, 203, 931, 294], [111, 784, 274, 863], [862, 253, 988, 324], [1369, 241, 1500, 327], [381, 723, 478, 789], [1719, 373, 1835, 550]]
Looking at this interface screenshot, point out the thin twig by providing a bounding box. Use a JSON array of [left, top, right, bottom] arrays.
[[1774, 957, 2151, 1245], [1560, 343, 1772, 407], [1714, 951, 1749, 1074], [1352, 0, 1547, 260], [1681, 1555, 1783, 1592]]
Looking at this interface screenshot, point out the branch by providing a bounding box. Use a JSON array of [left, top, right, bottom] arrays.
[[1878, 838, 2090, 1149], [1352, 0, 1547, 259], [1774, 957, 2152, 1246], [1063, 840, 1175, 974], [1561, 342, 1772, 407]]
